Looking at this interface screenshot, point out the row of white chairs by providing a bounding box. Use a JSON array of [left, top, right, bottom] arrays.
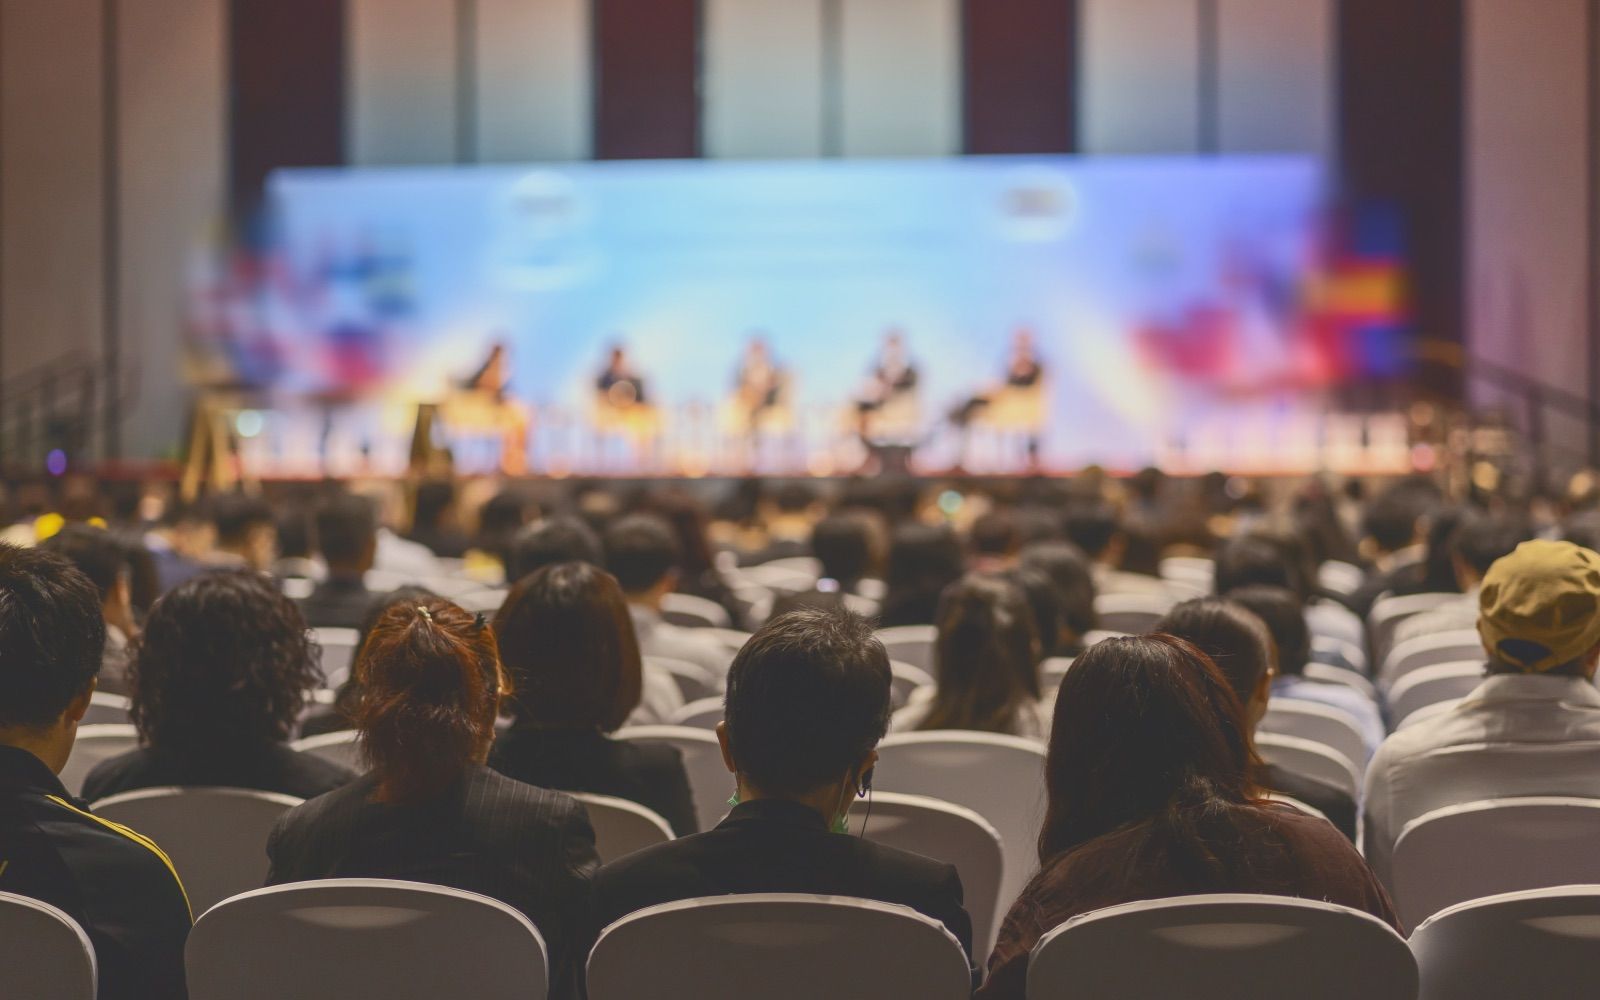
[[8, 880, 1599, 1000]]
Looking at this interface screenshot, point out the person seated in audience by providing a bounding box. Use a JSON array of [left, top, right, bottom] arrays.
[[143, 497, 214, 594], [207, 492, 278, 572], [975, 634, 1396, 998], [42, 523, 140, 696], [489, 562, 697, 834], [1389, 510, 1531, 651], [465, 489, 536, 583], [1226, 585, 1383, 760], [879, 522, 966, 627], [1214, 532, 1363, 670], [266, 598, 599, 1000], [83, 570, 354, 801], [968, 509, 1021, 572], [738, 482, 822, 566], [896, 574, 1050, 739], [1019, 541, 1098, 657], [1062, 500, 1170, 598], [0, 545, 192, 1000], [590, 608, 974, 963], [639, 488, 747, 625], [605, 513, 730, 681], [298, 585, 439, 738], [356, 482, 443, 579], [1343, 483, 1434, 617], [1155, 596, 1358, 840], [295, 493, 378, 630], [406, 478, 470, 559], [1363, 539, 1600, 889], [271, 502, 321, 582], [771, 513, 879, 618], [504, 514, 604, 586]]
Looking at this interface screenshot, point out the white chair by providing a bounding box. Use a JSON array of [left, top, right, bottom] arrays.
[[1041, 656, 1074, 689], [1263, 792, 1331, 825], [1027, 893, 1416, 999], [762, 556, 823, 577], [1080, 629, 1127, 647], [847, 791, 1004, 955], [91, 786, 303, 916], [660, 592, 733, 629], [83, 691, 132, 725], [59, 724, 139, 797], [1261, 698, 1370, 769], [667, 696, 724, 730], [1306, 599, 1364, 648], [876, 731, 1048, 922], [701, 627, 753, 655], [1390, 798, 1600, 930], [646, 655, 721, 702], [1409, 886, 1600, 1000], [313, 627, 362, 688], [1318, 559, 1366, 597], [1303, 662, 1380, 703], [1388, 661, 1484, 726], [457, 588, 507, 613], [1395, 698, 1460, 731], [890, 660, 935, 709], [737, 564, 816, 594], [1369, 592, 1459, 664], [614, 725, 731, 833], [280, 576, 315, 600], [291, 730, 364, 773], [1159, 556, 1214, 593], [587, 894, 971, 1000], [1093, 592, 1175, 635], [1254, 732, 1361, 800], [0, 892, 96, 1000], [572, 792, 675, 864], [1379, 629, 1482, 691], [877, 624, 936, 672], [1311, 634, 1368, 675], [186, 879, 548, 1000]]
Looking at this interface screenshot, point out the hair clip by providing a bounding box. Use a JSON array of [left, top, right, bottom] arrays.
[[416, 605, 434, 623], [474, 611, 488, 631]]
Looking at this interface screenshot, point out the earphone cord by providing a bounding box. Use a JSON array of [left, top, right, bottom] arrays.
[[857, 785, 873, 838]]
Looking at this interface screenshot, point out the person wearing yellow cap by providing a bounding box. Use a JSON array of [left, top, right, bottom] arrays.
[[1362, 539, 1600, 892]]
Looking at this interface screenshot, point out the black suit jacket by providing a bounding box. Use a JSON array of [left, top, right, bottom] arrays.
[[489, 727, 699, 836], [266, 765, 599, 999], [83, 744, 354, 804], [590, 798, 973, 963], [295, 575, 374, 631]]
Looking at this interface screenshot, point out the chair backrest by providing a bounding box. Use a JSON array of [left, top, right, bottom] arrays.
[[1305, 600, 1364, 648], [847, 791, 1004, 954], [645, 655, 721, 703], [1380, 629, 1482, 691], [737, 564, 816, 594], [1390, 797, 1600, 930], [1262, 792, 1331, 825], [313, 627, 362, 688], [1369, 592, 1459, 663], [587, 894, 971, 1000], [667, 696, 724, 730], [186, 879, 548, 1000], [91, 786, 304, 916], [875, 731, 1048, 923], [1041, 656, 1074, 690], [0, 892, 97, 1000], [571, 792, 675, 864], [1302, 661, 1380, 702], [1028, 894, 1417, 1000], [1253, 732, 1361, 799], [614, 725, 731, 833], [1318, 560, 1366, 596], [1409, 885, 1600, 1000], [1260, 698, 1370, 770], [1093, 592, 1176, 635], [457, 588, 508, 613], [701, 628, 754, 655], [291, 730, 364, 773], [660, 592, 733, 629], [1387, 661, 1484, 726], [889, 659, 935, 709], [876, 624, 937, 672], [83, 691, 132, 725], [1310, 634, 1368, 675], [1159, 556, 1214, 592], [59, 724, 140, 797]]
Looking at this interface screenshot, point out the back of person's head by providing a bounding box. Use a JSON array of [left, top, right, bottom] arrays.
[[315, 493, 378, 573], [41, 524, 125, 603], [505, 516, 602, 584], [1213, 533, 1306, 600], [925, 574, 1041, 731], [1452, 510, 1533, 580], [1019, 541, 1098, 643], [811, 514, 872, 586], [884, 523, 964, 594], [493, 562, 641, 731], [1226, 585, 1311, 677], [723, 607, 890, 796], [638, 489, 718, 579], [1004, 567, 1060, 671], [355, 598, 505, 802], [1478, 540, 1600, 677], [770, 482, 818, 517], [412, 479, 456, 530], [1062, 501, 1121, 561], [130, 570, 315, 755], [0, 545, 104, 732], [970, 510, 1021, 559], [1040, 634, 1256, 861], [210, 493, 274, 550], [1363, 486, 1427, 553], [1154, 598, 1273, 710], [329, 585, 440, 725], [604, 513, 682, 595]]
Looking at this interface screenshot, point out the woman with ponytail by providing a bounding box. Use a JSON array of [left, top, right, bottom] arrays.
[[266, 597, 599, 999], [973, 635, 1396, 999]]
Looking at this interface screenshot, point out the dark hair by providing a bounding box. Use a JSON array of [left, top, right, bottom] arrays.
[[315, 494, 378, 570], [1039, 635, 1261, 862], [881, 523, 965, 626], [506, 516, 602, 584], [723, 607, 890, 795], [129, 570, 317, 756], [356, 598, 505, 803], [1453, 511, 1532, 577], [1154, 598, 1273, 706], [0, 545, 105, 728], [1363, 487, 1427, 552], [1063, 501, 1121, 560], [41, 524, 125, 600], [1019, 541, 1098, 641], [209, 493, 274, 547], [327, 586, 440, 727], [921, 574, 1040, 731], [412, 480, 456, 530], [970, 510, 1021, 558], [604, 514, 681, 593], [1005, 567, 1060, 672], [639, 490, 719, 582], [493, 562, 641, 731], [811, 515, 872, 586], [1225, 585, 1311, 678], [474, 490, 532, 567], [1213, 534, 1305, 600], [771, 482, 817, 515]]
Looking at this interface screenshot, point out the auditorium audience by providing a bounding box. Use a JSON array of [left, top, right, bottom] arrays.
[[42, 523, 139, 695], [83, 570, 354, 801], [976, 635, 1396, 998], [1063, 500, 1170, 597], [968, 509, 1021, 572], [0, 545, 192, 1000], [143, 497, 213, 594], [605, 513, 730, 681], [738, 482, 821, 565], [879, 522, 965, 627], [207, 492, 277, 572], [296, 493, 378, 630], [266, 597, 598, 999], [504, 514, 603, 586], [1018, 541, 1098, 657], [770, 512, 879, 617], [1388, 509, 1532, 651], [1343, 484, 1433, 616], [298, 584, 439, 738], [406, 478, 470, 558], [490, 562, 697, 834], [1363, 539, 1600, 889], [589, 607, 974, 964]]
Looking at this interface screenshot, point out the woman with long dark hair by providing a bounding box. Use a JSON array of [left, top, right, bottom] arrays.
[[974, 635, 1396, 998]]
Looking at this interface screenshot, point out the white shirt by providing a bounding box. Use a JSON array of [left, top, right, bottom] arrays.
[[373, 528, 441, 578], [1389, 589, 1478, 652], [1362, 673, 1600, 889]]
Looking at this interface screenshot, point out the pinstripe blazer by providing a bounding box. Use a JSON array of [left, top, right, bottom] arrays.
[[266, 764, 599, 999]]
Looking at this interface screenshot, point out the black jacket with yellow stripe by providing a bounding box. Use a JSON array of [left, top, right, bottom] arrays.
[[0, 744, 191, 999]]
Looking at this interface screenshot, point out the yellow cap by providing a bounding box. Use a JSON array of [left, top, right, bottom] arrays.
[[1478, 539, 1600, 673]]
